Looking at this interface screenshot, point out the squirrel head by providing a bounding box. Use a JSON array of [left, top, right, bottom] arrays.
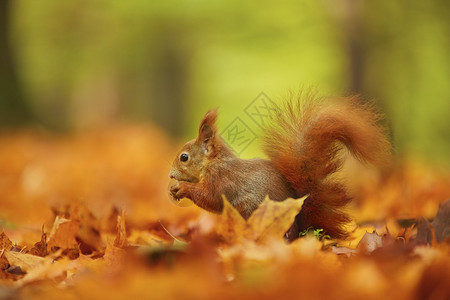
[[169, 109, 219, 183]]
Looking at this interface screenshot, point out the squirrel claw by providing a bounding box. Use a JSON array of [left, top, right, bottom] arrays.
[[174, 181, 189, 199], [168, 180, 181, 200]]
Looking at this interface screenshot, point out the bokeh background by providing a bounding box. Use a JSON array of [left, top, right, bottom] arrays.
[[1, 0, 449, 163]]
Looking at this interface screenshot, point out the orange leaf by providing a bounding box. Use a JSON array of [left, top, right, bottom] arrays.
[[75, 206, 103, 253], [0, 232, 13, 251], [114, 211, 127, 248], [47, 216, 80, 251]]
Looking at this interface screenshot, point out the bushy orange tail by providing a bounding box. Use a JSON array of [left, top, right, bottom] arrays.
[[263, 92, 391, 238]]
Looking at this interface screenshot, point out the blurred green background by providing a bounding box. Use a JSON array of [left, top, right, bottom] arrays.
[[0, 0, 449, 162]]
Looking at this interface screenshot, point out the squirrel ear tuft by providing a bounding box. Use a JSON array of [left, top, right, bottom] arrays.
[[198, 109, 218, 146]]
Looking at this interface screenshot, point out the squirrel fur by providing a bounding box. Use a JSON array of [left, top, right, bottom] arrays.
[[169, 92, 391, 240]]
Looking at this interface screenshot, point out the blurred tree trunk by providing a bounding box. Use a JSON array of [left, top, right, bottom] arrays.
[[345, 4, 364, 94], [0, 0, 34, 126], [331, 0, 365, 95], [150, 25, 190, 137]]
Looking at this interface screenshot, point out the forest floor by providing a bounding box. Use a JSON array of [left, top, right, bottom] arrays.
[[0, 125, 449, 299]]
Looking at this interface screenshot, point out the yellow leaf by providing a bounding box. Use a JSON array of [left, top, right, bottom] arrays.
[[4, 251, 46, 272], [217, 195, 306, 244], [246, 196, 306, 243], [216, 196, 246, 244], [16, 256, 80, 287], [341, 224, 377, 249]]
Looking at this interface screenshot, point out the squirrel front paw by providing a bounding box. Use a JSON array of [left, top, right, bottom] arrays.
[[168, 179, 181, 202], [168, 180, 189, 201], [175, 181, 189, 199]]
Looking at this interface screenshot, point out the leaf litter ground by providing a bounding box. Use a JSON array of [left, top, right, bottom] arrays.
[[0, 126, 449, 299]]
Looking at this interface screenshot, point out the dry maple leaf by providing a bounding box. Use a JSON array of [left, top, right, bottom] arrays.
[[47, 216, 80, 251], [14, 256, 80, 287], [217, 195, 306, 244], [216, 196, 247, 244], [246, 196, 307, 243], [356, 231, 384, 254], [4, 251, 46, 273], [217, 196, 310, 282], [0, 232, 13, 251]]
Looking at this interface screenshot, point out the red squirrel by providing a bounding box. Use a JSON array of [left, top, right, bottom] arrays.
[[168, 93, 391, 241]]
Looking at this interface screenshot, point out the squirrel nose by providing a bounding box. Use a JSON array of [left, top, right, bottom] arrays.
[[169, 169, 177, 179]]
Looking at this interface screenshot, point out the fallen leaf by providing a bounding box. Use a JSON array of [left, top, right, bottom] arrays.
[[411, 218, 433, 246], [216, 197, 246, 244], [103, 242, 127, 274], [47, 217, 79, 251], [216, 196, 306, 280], [27, 233, 48, 257], [128, 229, 169, 247], [0, 232, 13, 251], [217, 196, 305, 244], [343, 224, 377, 249], [14, 256, 78, 287], [76, 206, 103, 253], [114, 211, 127, 248], [246, 196, 306, 242], [0, 254, 8, 270], [4, 251, 46, 272], [331, 246, 357, 257], [356, 231, 383, 254]]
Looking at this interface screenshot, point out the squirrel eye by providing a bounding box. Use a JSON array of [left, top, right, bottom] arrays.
[[180, 153, 189, 162]]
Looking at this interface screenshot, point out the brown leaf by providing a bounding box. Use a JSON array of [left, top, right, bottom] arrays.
[[0, 232, 13, 251], [62, 247, 80, 260], [28, 233, 48, 257], [411, 218, 433, 246], [356, 231, 383, 254], [0, 255, 9, 270], [431, 199, 450, 243]]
